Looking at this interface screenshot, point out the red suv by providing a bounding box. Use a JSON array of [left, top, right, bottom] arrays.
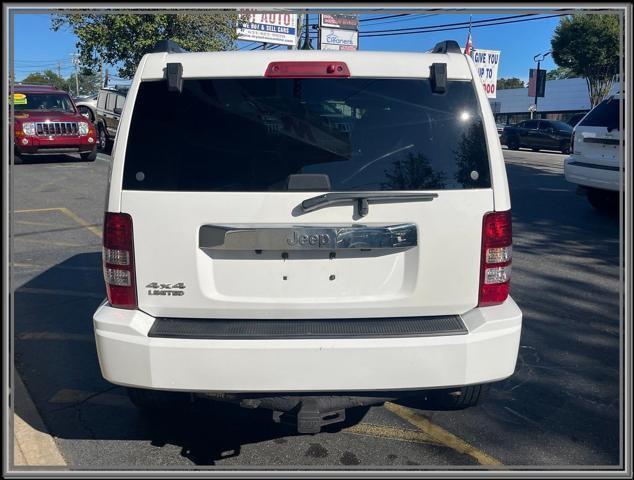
[[12, 84, 98, 163]]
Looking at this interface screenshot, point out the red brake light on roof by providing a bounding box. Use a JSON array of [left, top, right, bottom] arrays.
[[103, 212, 137, 309], [478, 210, 512, 307], [265, 61, 350, 78]]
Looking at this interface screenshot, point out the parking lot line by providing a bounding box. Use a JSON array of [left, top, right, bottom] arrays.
[[14, 207, 102, 239], [343, 422, 438, 446], [384, 402, 503, 466], [17, 238, 90, 248], [17, 287, 104, 299]]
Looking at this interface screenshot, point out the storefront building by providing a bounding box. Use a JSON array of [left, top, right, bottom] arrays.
[[490, 77, 620, 125]]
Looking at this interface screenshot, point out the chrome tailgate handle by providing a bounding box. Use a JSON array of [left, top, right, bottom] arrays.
[[199, 224, 417, 251]]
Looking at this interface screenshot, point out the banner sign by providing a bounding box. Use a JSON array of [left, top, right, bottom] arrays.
[[528, 68, 546, 98], [320, 14, 359, 30], [319, 27, 358, 51], [237, 13, 298, 46], [471, 49, 501, 99]]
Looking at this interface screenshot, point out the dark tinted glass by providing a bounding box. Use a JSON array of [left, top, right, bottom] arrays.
[[580, 97, 620, 130], [14, 93, 74, 112], [523, 120, 538, 129], [544, 120, 572, 131], [123, 78, 491, 192]]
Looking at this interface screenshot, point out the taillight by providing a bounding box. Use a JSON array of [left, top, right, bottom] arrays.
[[264, 61, 350, 78], [103, 212, 137, 309], [478, 211, 512, 307]]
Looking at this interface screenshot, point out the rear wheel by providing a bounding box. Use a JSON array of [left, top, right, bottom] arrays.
[[587, 188, 619, 213], [126, 387, 190, 411], [13, 150, 23, 165], [423, 384, 490, 410], [80, 148, 97, 162], [560, 142, 571, 154], [97, 125, 109, 153], [507, 138, 520, 150]]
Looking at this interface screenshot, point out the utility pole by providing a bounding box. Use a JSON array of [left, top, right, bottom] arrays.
[[57, 61, 62, 79], [300, 13, 312, 50], [99, 62, 103, 89], [70, 53, 80, 96], [532, 51, 550, 119]]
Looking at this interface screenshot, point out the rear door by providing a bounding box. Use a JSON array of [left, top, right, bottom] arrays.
[[573, 97, 621, 168], [117, 74, 496, 319]]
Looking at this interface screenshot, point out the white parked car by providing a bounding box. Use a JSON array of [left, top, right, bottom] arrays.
[[74, 93, 98, 122], [564, 95, 621, 212], [93, 39, 522, 433]]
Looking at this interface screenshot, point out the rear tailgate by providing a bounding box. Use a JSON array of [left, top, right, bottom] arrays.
[[114, 53, 498, 320]]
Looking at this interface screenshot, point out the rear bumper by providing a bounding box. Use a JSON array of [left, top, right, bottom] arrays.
[[564, 156, 620, 191], [93, 297, 522, 393]]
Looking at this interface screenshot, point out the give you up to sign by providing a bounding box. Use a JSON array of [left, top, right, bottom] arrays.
[[471, 49, 501, 99]]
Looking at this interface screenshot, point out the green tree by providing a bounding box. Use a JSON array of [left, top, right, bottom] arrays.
[[546, 66, 575, 80], [51, 12, 238, 79], [551, 14, 619, 106], [67, 71, 102, 96], [497, 77, 525, 90], [20, 70, 69, 91]]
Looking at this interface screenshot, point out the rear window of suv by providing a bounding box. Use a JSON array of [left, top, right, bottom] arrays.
[[580, 97, 620, 130], [123, 78, 491, 192]]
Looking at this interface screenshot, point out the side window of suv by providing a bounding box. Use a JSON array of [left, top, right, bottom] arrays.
[[97, 91, 107, 110], [523, 120, 538, 129], [106, 93, 116, 112], [115, 94, 126, 111]]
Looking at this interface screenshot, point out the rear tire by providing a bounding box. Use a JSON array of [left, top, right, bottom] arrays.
[[14, 151, 23, 165], [80, 148, 97, 162], [126, 387, 190, 412], [507, 138, 520, 150], [587, 188, 619, 213], [97, 125, 109, 153], [424, 384, 490, 410], [560, 143, 571, 155]]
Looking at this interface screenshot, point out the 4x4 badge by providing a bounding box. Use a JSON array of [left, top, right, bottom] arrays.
[[146, 282, 186, 296]]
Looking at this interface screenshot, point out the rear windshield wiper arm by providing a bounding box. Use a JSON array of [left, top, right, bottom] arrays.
[[301, 192, 438, 217]]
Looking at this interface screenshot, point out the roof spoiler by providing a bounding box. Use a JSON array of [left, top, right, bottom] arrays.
[[150, 39, 188, 54], [431, 40, 461, 54]]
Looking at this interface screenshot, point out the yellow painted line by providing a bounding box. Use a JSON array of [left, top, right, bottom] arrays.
[[18, 332, 94, 342], [14, 208, 64, 213], [343, 422, 438, 446], [16, 220, 68, 227], [11, 262, 101, 272], [13, 372, 66, 466], [16, 238, 90, 248], [58, 207, 102, 239], [16, 287, 104, 299], [384, 402, 503, 466], [13, 206, 102, 239], [49, 389, 129, 408]]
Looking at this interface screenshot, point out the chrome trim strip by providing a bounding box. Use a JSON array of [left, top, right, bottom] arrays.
[[199, 224, 418, 251]]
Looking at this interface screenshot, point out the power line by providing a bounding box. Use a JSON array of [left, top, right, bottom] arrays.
[[359, 14, 411, 22], [356, 13, 438, 27], [360, 14, 567, 37], [361, 13, 536, 34]]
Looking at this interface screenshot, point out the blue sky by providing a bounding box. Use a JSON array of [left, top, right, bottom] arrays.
[[12, 11, 562, 84]]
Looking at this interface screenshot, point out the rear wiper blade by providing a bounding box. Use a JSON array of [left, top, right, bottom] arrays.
[[301, 192, 438, 217]]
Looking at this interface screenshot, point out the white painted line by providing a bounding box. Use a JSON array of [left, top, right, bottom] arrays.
[[16, 287, 104, 299]]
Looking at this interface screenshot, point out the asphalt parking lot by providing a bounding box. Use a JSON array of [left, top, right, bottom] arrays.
[[11, 147, 621, 469]]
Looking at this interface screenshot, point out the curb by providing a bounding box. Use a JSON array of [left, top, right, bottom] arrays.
[[13, 371, 66, 467]]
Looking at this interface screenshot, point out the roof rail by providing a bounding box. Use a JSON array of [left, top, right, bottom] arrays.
[[150, 39, 188, 54], [431, 40, 462, 54]]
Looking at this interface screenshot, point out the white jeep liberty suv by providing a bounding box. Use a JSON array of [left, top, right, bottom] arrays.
[[93, 39, 522, 434]]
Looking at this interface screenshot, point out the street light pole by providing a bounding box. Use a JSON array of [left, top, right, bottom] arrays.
[[532, 51, 550, 119]]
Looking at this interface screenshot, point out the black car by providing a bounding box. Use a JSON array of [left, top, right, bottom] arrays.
[[95, 86, 129, 153], [501, 119, 573, 154]]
